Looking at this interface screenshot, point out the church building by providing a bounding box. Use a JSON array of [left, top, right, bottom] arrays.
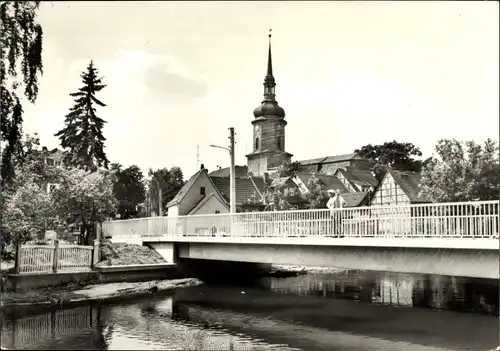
[[167, 33, 380, 216]]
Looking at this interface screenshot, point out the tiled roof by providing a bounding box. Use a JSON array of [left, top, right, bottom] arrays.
[[294, 172, 348, 193], [388, 169, 430, 203], [340, 191, 370, 207], [210, 176, 265, 205], [339, 169, 379, 188], [298, 153, 360, 165], [317, 174, 349, 193], [167, 169, 203, 207], [209, 166, 248, 178]]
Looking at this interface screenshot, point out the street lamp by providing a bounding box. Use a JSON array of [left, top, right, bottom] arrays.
[[210, 127, 236, 213]]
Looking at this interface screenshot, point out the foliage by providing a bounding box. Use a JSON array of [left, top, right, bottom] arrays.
[[111, 163, 146, 219], [51, 167, 117, 245], [0, 1, 44, 186], [147, 166, 185, 216], [355, 141, 427, 180], [303, 174, 328, 209], [55, 61, 109, 171], [276, 160, 304, 178], [2, 176, 55, 245], [420, 138, 500, 202], [262, 185, 298, 211]]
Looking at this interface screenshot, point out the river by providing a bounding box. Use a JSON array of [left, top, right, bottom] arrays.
[[1, 270, 498, 351]]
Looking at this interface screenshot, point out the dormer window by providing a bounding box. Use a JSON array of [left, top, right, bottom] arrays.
[[200, 187, 206, 196]]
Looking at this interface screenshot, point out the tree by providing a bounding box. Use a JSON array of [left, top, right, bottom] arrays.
[[2, 181, 54, 245], [1, 1, 44, 186], [55, 61, 109, 171], [112, 164, 146, 219], [420, 138, 500, 202], [147, 166, 185, 215], [355, 141, 426, 180], [51, 167, 116, 245], [276, 160, 304, 178], [304, 174, 328, 209], [1, 144, 57, 250]]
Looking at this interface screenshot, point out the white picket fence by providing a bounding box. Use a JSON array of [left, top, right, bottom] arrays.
[[103, 200, 499, 240], [17, 243, 94, 274]]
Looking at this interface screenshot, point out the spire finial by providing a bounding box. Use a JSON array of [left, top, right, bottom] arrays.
[[267, 29, 273, 77]]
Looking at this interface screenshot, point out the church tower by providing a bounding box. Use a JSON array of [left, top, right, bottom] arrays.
[[246, 31, 292, 176]]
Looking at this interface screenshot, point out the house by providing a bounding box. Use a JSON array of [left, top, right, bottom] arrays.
[[37, 147, 64, 193], [166, 168, 229, 217], [166, 166, 267, 216], [370, 168, 429, 206], [370, 167, 430, 235], [334, 168, 378, 193]]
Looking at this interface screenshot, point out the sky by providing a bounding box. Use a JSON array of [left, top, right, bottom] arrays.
[[22, 1, 499, 179]]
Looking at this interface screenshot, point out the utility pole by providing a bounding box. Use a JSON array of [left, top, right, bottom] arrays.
[[229, 127, 236, 214], [158, 181, 162, 217]]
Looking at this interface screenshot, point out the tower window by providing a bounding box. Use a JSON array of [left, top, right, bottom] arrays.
[[277, 136, 282, 150], [255, 137, 260, 150], [200, 187, 206, 196]]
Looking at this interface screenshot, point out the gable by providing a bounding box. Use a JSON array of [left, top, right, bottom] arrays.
[[168, 169, 227, 216], [188, 193, 229, 215], [370, 171, 410, 205]]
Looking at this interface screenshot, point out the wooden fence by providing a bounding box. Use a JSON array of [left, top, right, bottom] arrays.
[[14, 240, 98, 274]]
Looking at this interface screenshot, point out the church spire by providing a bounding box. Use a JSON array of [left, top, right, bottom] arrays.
[[263, 29, 277, 102], [253, 29, 285, 119]]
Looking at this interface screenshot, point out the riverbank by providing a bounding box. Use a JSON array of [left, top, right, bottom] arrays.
[[0, 278, 202, 310]]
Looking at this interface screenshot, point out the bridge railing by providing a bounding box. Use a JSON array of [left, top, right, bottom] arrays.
[[102, 200, 499, 239]]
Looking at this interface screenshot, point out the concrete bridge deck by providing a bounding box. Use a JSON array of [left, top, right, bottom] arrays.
[[103, 200, 500, 279]]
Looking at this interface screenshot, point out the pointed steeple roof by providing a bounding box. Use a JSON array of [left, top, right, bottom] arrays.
[[253, 30, 285, 119]]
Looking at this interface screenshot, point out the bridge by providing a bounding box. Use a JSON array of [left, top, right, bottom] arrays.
[[102, 200, 500, 279]]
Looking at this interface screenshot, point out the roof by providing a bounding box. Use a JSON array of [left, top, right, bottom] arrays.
[[294, 172, 348, 193], [340, 191, 370, 207], [188, 193, 229, 215], [209, 166, 248, 178], [298, 153, 362, 165], [167, 169, 224, 207], [387, 168, 430, 203], [337, 169, 379, 188], [210, 176, 266, 205]]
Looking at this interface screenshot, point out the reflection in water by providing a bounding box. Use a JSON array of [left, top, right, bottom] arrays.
[[263, 271, 499, 315], [1, 271, 498, 351], [1, 297, 298, 350]]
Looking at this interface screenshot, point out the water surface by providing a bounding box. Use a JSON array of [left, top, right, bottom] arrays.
[[1, 270, 498, 350]]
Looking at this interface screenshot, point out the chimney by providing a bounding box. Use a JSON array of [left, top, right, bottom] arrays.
[[200, 164, 205, 170], [42, 146, 48, 152]]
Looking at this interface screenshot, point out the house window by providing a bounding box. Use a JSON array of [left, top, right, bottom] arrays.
[[200, 187, 206, 196], [215, 210, 220, 214], [47, 158, 54, 166]]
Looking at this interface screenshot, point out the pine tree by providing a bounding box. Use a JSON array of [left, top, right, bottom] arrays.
[[55, 61, 109, 171]]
